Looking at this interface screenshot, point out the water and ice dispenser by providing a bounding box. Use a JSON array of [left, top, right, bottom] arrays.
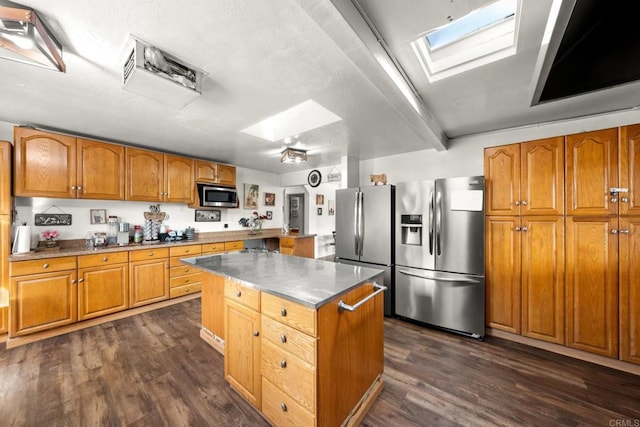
[[400, 214, 422, 246]]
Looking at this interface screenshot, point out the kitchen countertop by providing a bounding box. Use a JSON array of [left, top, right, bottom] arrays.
[[8, 229, 316, 261], [182, 251, 384, 308]]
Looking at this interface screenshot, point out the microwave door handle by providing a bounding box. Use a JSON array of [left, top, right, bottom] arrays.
[[428, 191, 434, 255]]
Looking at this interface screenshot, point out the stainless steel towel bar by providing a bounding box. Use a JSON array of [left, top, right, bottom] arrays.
[[337, 282, 387, 313]]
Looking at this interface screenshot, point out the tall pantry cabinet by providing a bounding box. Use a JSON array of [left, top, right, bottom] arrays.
[[0, 141, 11, 334], [485, 125, 640, 365], [484, 137, 565, 344]]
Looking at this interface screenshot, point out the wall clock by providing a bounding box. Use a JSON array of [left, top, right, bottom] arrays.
[[307, 169, 322, 187]]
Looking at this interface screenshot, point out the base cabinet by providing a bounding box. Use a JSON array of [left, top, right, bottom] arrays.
[[77, 252, 129, 321], [620, 217, 640, 364], [279, 236, 315, 258], [129, 248, 169, 308]]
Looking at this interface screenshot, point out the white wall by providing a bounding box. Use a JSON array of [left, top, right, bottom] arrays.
[[359, 109, 640, 185]]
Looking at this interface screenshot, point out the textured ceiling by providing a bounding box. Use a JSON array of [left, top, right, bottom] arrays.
[[2, 0, 640, 174]]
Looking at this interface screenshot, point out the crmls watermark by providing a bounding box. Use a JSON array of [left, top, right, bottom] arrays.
[[609, 419, 640, 427]]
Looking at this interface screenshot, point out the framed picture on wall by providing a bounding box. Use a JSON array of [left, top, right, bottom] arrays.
[[328, 200, 335, 216], [90, 209, 107, 224], [195, 209, 221, 222], [292, 199, 298, 208], [316, 194, 324, 205], [317, 207, 323, 215], [244, 183, 259, 209], [266, 211, 273, 220], [264, 192, 275, 206]]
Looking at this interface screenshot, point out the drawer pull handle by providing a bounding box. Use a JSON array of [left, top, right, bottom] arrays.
[[185, 278, 190, 283], [281, 403, 287, 412], [148, 252, 154, 256], [280, 360, 287, 368], [280, 334, 287, 343], [338, 282, 387, 313], [43, 263, 49, 269], [236, 290, 242, 297], [102, 257, 108, 262], [185, 249, 190, 253], [280, 308, 287, 317], [253, 331, 260, 337], [78, 278, 84, 283]]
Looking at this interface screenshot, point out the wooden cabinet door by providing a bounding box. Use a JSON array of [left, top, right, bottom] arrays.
[[0, 215, 10, 330], [521, 216, 565, 344], [620, 216, 640, 364], [485, 216, 521, 333], [164, 154, 194, 203], [194, 159, 217, 183], [77, 138, 125, 200], [620, 124, 640, 216], [10, 270, 77, 336], [484, 144, 521, 216], [521, 137, 564, 215], [78, 264, 129, 321], [129, 258, 169, 308], [202, 273, 225, 340], [125, 147, 164, 201], [566, 128, 618, 216], [225, 300, 261, 408], [14, 127, 76, 198], [566, 216, 618, 358], [0, 141, 11, 214], [216, 164, 236, 187]]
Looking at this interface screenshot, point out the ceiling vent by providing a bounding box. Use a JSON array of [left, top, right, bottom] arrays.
[[121, 36, 203, 108]]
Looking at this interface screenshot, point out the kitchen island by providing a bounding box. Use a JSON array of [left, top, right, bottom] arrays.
[[182, 251, 385, 427]]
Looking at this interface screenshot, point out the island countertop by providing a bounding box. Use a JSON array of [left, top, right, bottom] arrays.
[[181, 251, 385, 308]]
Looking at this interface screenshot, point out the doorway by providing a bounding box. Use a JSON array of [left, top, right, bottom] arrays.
[[287, 193, 305, 234]]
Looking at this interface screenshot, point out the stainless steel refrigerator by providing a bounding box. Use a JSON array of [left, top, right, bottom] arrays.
[[395, 177, 485, 338], [335, 185, 394, 316]]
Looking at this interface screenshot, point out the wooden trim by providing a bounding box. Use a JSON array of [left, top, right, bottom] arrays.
[[487, 328, 640, 376], [5, 292, 200, 349], [200, 327, 224, 354], [344, 374, 384, 427]]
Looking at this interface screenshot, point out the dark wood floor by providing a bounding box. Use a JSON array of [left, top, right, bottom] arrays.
[[1, 300, 639, 426]]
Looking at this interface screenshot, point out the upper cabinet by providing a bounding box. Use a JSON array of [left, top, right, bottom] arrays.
[[194, 160, 236, 187], [484, 137, 564, 216], [620, 124, 640, 216], [14, 127, 77, 198], [566, 128, 618, 216], [1, 141, 11, 214], [126, 147, 194, 203], [14, 128, 125, 200]]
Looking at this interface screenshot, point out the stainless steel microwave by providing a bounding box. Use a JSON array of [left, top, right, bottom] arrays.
[[198, 184, 238, 208]]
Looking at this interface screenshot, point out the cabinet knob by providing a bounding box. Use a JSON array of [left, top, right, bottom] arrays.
[[253, 331, 260, 337], [78, 278, 84, 283], [622, 197, 629, 203], [280, 360, 287, 368], [71, 279, 76, 284], [102, 257, 108, 262], [611, 229, 618, 235], [280, 334, 287, 343], [611, 197, 618, 203], [281, 403, 287, 412], [71, 185, 76, 190], [185, 278, 190, 283], [185, 249, 190, 253], [515, 226, 521, 232], [280, 308, 287, 317], [77, 186, 82, 191], [236, 290, 242, 297], [43, 263, 49, 269], [521, 226, 528, 232], [148, 252, 154, 256], [521, 200, 528, 206], [620, 229, 630, 234], [514, 200, 520, 206]]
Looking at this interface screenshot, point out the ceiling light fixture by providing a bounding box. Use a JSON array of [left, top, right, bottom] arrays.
[[281, 147, 308, 164], [0, 4, 65, 72]]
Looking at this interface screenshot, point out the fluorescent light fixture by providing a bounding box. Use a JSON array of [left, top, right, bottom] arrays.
[[0, 4, 65, 72], [281, 147, 308, 163], [241, 99, 342, 142]]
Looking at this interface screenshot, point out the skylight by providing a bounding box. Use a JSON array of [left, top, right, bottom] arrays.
[[412, 0, 519, 82], [240, 100, 342, 142]]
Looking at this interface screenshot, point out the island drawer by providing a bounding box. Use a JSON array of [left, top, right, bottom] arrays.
[[169, 264, 200, 276], [261, 315, 316, 366], [169, 245, 201, 258], [10, 256, 77, 276], [170, 282, 201, 298], [262, 293, 316, 337], [224, 279, 260, 311], [170, 272, 202, 288], [78, 251, 128, 268], [262, 377, 315, 427], [279, 247, 294, 256], [201, 242, 225, 254], [129, 248, 169, 262], [170, 256, 202, 268], [262, 340, 316, 412]]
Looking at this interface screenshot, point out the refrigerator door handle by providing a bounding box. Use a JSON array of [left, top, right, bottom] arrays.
[[429, 191, 434, 255], [435, 191, 442, 256], [358, 191, 364, 257], [398, 269, 482, 284], [353, 192, 360, 257]]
